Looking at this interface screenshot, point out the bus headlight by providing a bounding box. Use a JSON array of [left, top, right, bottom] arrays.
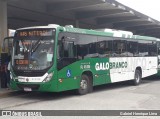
[[43, 73, 53, 82], [10, 73, 17, 81]]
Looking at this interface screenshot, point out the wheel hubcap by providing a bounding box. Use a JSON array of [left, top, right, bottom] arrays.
[[80, 79, 87, 90]]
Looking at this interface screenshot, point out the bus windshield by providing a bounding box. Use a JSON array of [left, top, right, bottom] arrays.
[[12, 29, 55, 71]]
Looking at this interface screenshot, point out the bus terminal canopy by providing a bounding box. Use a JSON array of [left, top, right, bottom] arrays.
[[7, 0, 160, 38]]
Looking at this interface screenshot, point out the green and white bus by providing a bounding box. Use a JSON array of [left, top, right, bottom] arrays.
[[10, 24, 158, 94]]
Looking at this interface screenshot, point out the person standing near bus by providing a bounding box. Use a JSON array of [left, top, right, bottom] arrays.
[[5, 55, 11, 89]]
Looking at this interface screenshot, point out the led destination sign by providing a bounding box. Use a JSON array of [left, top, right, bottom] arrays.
[[16, 29, 53, 37]]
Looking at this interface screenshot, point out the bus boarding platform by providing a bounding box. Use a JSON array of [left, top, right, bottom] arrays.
[[0, 87, 11, 97]]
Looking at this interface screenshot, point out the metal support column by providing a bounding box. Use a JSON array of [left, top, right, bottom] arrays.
[[75, 20, 79, 28], [0, 0, 8, 51]]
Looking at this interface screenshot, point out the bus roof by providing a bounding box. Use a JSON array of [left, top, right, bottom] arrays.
[[17, 24, 60, 30], [16, 24, 159, 41], [62, 25, 158, 41], [132, 35, 158, 41]]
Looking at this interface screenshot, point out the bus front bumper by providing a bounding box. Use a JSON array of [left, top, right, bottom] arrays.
[[10, 80, 58, 92]]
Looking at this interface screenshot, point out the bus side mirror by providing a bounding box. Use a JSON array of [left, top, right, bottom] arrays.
[[2, 37, 13, 54]]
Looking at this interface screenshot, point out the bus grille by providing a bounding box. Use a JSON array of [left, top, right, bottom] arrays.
[[14, 71, 44, 77]]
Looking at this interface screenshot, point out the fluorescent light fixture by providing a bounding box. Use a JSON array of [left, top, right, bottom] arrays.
[[118, 5, 126, 10], [112, 3, 116, 6], [129, 10, 135, 15]]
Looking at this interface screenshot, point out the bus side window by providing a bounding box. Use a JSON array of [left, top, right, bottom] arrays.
[[148, 41, 157, 56], [58, 36, 64, 59], [97, 36, 113, 57], [77, 34, 98, 58], [59, 38, 75, 58], [127, 41, 138, 56], [138, 40, 148, 56], [113, 40, 126, 56]]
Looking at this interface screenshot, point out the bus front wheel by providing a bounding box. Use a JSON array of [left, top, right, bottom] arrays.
[[77, 74, 91, 95], [132, 70, 141, 85]]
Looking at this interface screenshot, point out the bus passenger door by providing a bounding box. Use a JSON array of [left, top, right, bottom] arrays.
[[57, 33, 79, 91]]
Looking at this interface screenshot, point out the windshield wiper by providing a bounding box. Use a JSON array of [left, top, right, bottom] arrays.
[[31, 37, 43, 53]]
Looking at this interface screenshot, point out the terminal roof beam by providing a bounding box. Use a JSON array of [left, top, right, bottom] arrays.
[[97, 15, 140, 25], [125, 24, 158, 31], [5, 0, 160, 38], [75, 9, 125, 20], [140, 28, 160, 34], [113, 20, 152, 29], [47, 0, 105, 12], [135, 27, 160, 34], [143, 31, 160, 37]]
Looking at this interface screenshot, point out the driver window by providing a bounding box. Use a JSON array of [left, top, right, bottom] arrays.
[[57, 33, 78, 70]]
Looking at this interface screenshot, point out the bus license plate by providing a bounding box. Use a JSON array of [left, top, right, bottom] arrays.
[[24, 87, 32, 92]]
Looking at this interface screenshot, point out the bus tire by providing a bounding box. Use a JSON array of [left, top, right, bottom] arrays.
[[88, 75, 93, 93], [77, 74, 91, 95], [132, 70, 141, 85]]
